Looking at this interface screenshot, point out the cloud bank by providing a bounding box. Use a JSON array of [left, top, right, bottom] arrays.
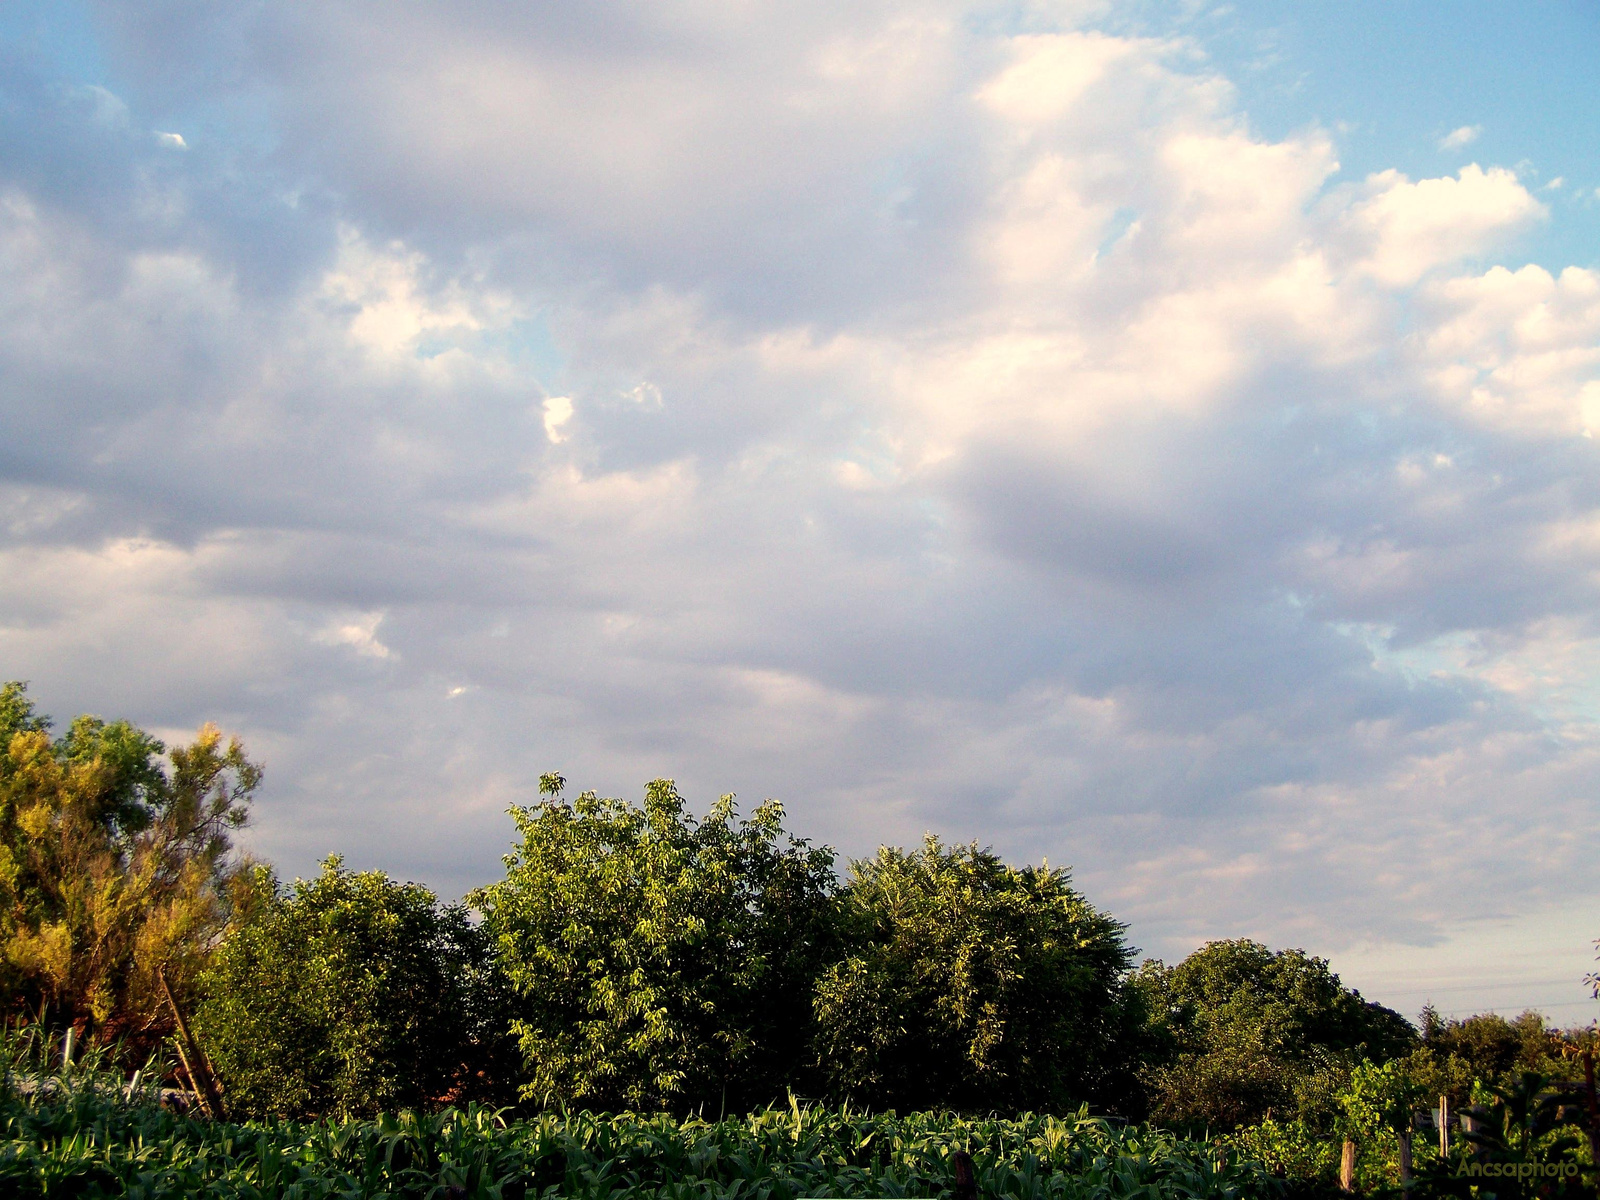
[[2, 2, 1598, 1010]]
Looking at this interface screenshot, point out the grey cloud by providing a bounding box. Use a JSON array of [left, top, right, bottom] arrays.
[[0, 2, 1597, 1004]]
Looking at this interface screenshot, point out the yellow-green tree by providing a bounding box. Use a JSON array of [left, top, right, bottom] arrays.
[[0, 681, 261, 1039]]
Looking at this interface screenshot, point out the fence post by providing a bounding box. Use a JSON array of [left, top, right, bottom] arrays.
[[1340, 1139, 1356, 1192], [951, 1148, 977, 1200], [1398, 1130, 1413, 1190], [1438, 1094, 1448, 1159]]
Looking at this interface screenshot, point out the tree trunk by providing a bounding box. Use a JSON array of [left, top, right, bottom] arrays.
[[158, 965, 225, 1120]]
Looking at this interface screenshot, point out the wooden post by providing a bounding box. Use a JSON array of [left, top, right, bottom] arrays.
[[950, 1149, 978, 1200], [1438, 1094, 1449, 1159], [1398, 1130, 1413, 1190], [1340, 1139, 1356, 1192], [171, 1044, 205, 1113], [158, 965, 224, 1120]]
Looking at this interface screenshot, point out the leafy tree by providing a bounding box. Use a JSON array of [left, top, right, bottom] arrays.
[[813, 837, 1142, 1114], [1403, 1007, 1595, 1120], [1422, 1008, 1560, 1082], [196, 857, 512, 1119], [1137, 939, 1415, 1131], [471, 776, 838, 1113], [0, 681, 259, 1038]]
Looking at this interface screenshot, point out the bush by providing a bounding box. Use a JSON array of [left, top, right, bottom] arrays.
[[1137, 939, 1415, 1132], [196, 857, 512, 1118], [813, 837, 1142, 1114], [0, 1066, 1293, 1200], [471, 776, 838, 1113]]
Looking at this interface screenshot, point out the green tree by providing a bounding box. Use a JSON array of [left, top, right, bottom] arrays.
[[1138, 939, 1415, 1131], [470, 776, 838, 1113], [1422, 1008, 1561, 1083], [196, 857, 510, 1119], [0, 681, 259, 1038], [812, 837, 1141, 1114]]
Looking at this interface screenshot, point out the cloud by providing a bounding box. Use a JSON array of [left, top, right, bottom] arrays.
[[315, 611, 393, 659], [542, 396, 573, 444], [154, 131, 186, 149], [1438, 124, 1481, 151], [1341, 165, 1545, 287], [2, 2, 1599, 999]]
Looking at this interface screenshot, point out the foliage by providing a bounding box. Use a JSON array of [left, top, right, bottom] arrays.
[[471, 776, 839, 1114], [196, 857, 515, 1120], [1453, 1070, 1590, 1196], [1224, 1050, 1600, 1196], [814, 836, 1142, 1115], [1136, 939, 1415, 1132], [1413, 1006, 1586, 1102], [0, 681, 260, 1037], [1225, 1117, 1340, 1190], [0, 1039, 1291, 1200]]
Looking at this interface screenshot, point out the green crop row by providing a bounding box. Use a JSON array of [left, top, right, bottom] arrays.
[[3, 1057, 1283, 1200]]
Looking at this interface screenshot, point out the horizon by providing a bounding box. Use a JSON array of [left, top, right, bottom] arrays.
[[1, 1, 1598, 1027]]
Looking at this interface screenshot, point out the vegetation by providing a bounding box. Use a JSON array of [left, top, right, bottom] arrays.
[[0, 682, 259, 1040], [471, 775, 838, 1114], [195, 857, 516, 1119], [3, 680, 1599, 1198], [1136, 939, 1416, 1131], [815, 838, 1142, 1115], [0, 1028, 1284, 1199]]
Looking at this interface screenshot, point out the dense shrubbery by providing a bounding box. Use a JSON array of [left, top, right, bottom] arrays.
[[814, 838, 1146, 1115], [4, 681, 1599, 1197], [195, 858, 518, 1119], [471, 775, 840, 1114], [1135, 938, 1417, 1131]]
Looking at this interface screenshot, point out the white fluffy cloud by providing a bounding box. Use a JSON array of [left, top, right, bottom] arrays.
[[2, 2, 1597, 1008]]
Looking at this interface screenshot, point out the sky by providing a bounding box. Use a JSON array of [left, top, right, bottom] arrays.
[[1, 0, 1598, 1023]]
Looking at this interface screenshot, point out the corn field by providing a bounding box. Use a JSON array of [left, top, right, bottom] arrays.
[[2, 1032, 1283, 1200]]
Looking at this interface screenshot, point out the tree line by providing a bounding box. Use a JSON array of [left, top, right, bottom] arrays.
[[3, 682, 1596, 1161]]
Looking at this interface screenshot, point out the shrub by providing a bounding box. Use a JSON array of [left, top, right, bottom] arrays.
[[1137, 939, 1415, 1132], [813, 837, 1142, 1114], [471, 776, 838, 1113], [196, 857, 511, 1118]]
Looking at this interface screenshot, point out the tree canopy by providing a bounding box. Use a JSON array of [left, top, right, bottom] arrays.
[[1136, 938, 1416, 1130], [813, 837, 1142, 1114], [196, 857, 510, 1119], [470, 775, 839, 1113], [0, 681, 259, 1037]]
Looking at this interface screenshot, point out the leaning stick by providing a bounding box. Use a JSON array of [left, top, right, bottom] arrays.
[[158, 965, 225, 1120]]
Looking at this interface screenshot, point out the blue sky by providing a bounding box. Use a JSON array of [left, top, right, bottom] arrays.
[[1, 1, 1598, 1023], [1165, 1, 1600, 272]]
